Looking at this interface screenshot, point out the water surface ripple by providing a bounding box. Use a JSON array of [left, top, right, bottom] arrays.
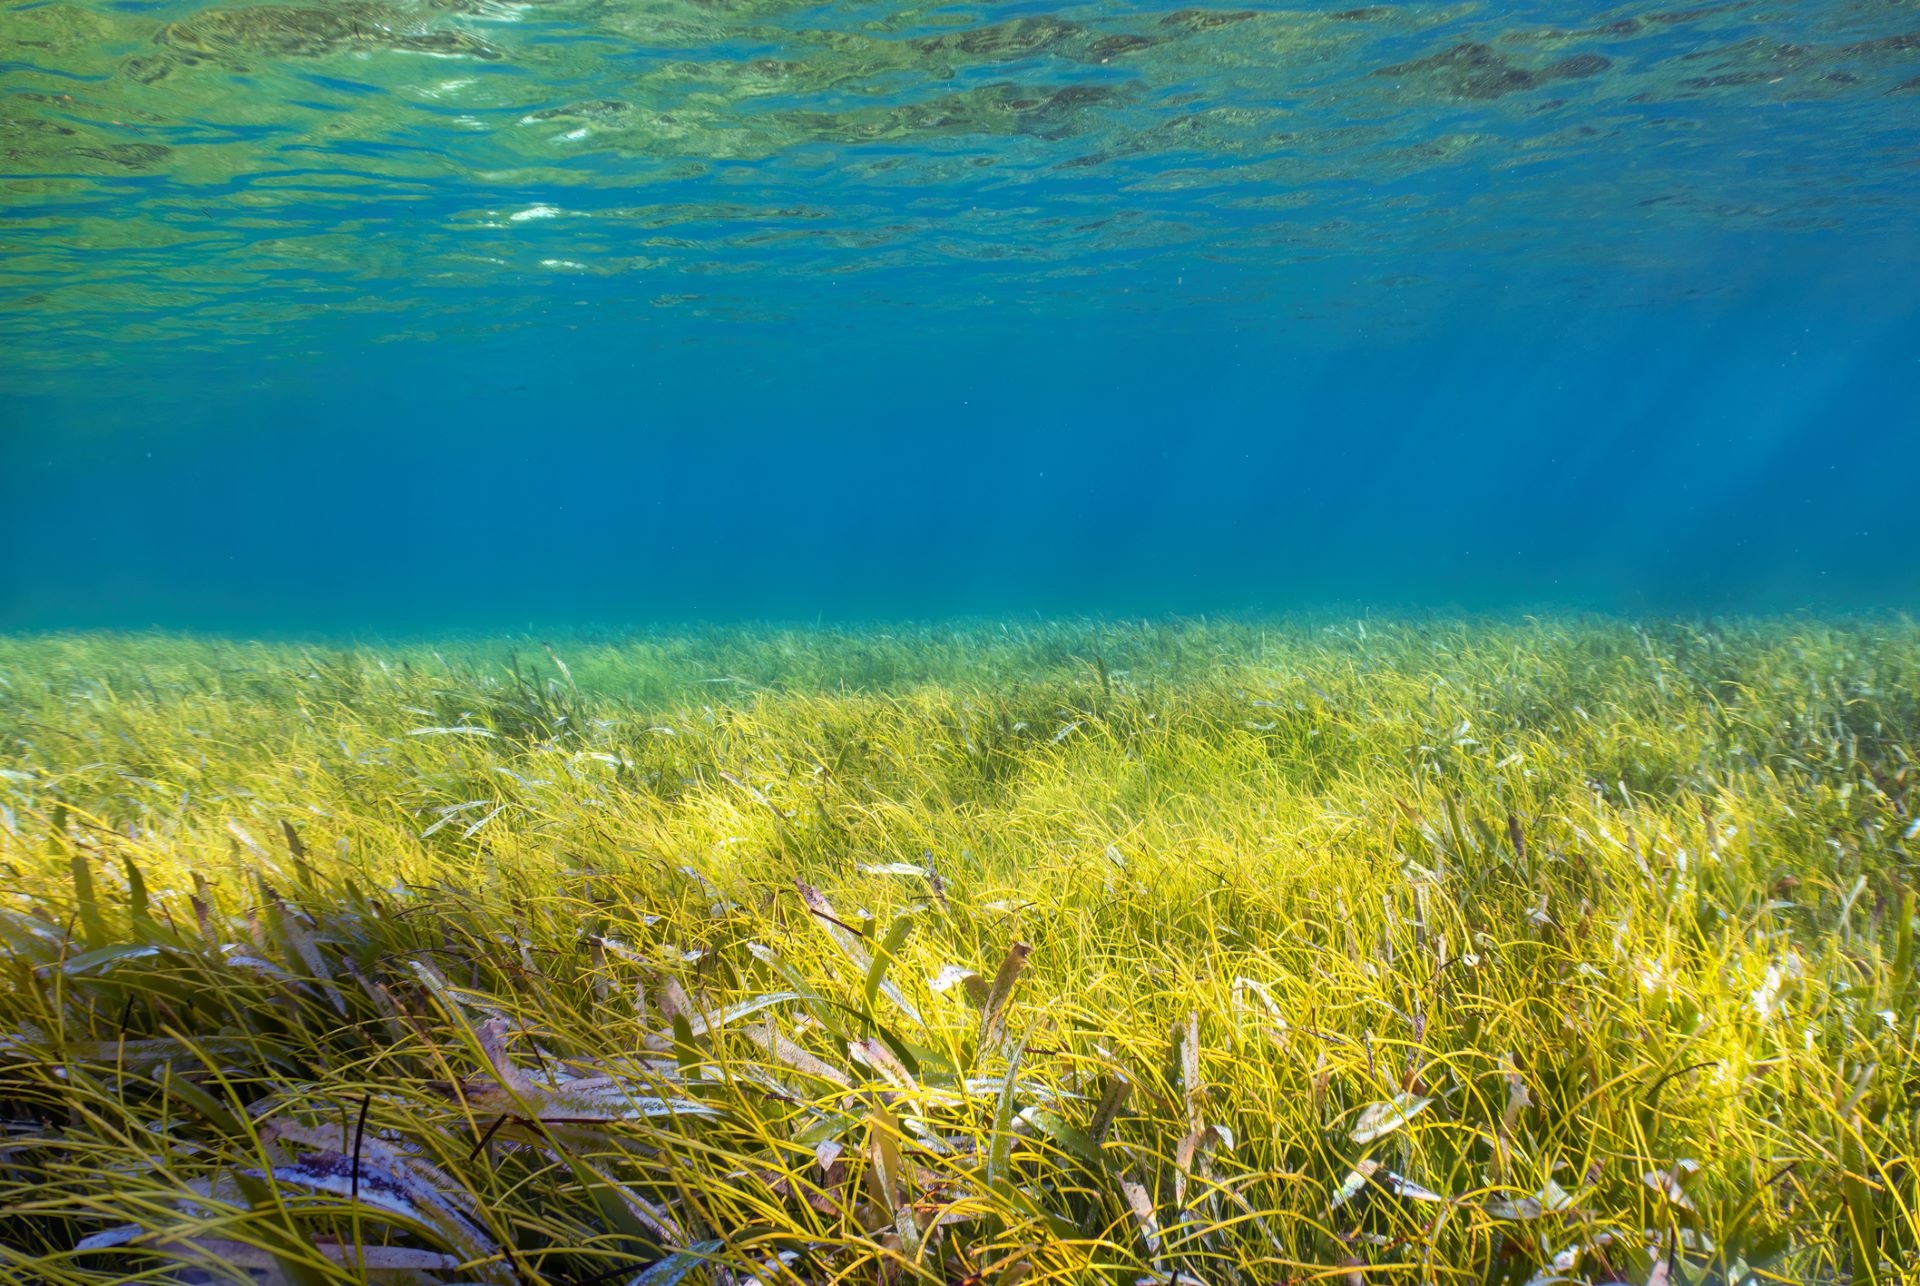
[[3, 0, 1917, 380]]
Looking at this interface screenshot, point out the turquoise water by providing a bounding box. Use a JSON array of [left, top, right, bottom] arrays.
[[2, 0, 1917, 629]]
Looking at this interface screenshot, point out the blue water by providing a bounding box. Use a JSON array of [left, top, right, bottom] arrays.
[[2, 0, 1917, 630]]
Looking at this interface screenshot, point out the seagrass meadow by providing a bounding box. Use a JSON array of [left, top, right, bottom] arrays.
[[0, 617, 1916, 1286]]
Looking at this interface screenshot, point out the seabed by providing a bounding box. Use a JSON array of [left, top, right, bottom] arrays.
[[0, 616, 1914, 1284]]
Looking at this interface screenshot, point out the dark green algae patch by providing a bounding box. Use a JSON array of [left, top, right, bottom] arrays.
[[2, 0, 1918, 376]]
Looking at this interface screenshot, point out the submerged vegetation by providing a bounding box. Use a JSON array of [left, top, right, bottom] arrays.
[[0, 617, 1916, 1284]]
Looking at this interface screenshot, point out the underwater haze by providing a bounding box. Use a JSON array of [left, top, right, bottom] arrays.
[[3, 0, 1920, 628]]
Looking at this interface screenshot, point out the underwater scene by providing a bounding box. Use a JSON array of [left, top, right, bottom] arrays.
[[4, 0, 1920, 1284]]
